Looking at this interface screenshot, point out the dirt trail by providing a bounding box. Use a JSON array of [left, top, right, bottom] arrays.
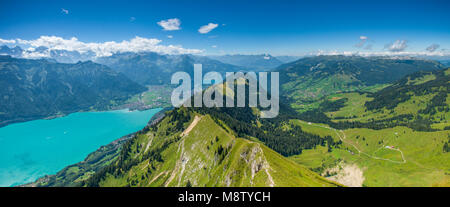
[[180, 116, 201, 137], [144, 134, 154, 153], [303, 121, 406, 164], [165, 138, 185, 186], [165, 116, 201, 186], [149, 171, 168, 185]]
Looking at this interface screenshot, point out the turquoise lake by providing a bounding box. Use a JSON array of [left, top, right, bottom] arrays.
[[0, 108, 162, 187]]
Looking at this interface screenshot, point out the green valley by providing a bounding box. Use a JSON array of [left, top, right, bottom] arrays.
[[3, 0, 450, 191], [277, 55, 444, 112], [290, 120, 450, 186], [284, 67, 450, 186], [25, 56, 450, 187]]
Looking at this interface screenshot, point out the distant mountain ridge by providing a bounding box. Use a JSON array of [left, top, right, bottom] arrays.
[[95, 52, 245, 85], [25, 56, 450, 187], [0, 45, 94, 63], [0, 56, 146, 127], [276, 55, 445, 109], [275, 55, 302, 63], [208, 54, 284, 70], [0, 45, 23, 57]]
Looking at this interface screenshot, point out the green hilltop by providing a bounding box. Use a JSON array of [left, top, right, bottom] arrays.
[[30, 108, 339, 187], [277, 55, 444, 112], [27, 56, 450, 187]]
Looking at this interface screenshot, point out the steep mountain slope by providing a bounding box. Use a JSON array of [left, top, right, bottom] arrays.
[[0, 56, 146, 127], [208, 54, 283, 70], [277, 55, 444, 111], [296, 68, 449, 131], [27, 67, 449, 187], [0, 45, 23, 57], [95, 52, 244, 85], [365, 69, 449, 117], [289, 120, 450, 187], [30, 107, 339, 187], [285, 68, 450, 186]]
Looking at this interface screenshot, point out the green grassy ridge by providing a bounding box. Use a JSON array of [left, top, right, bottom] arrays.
[[327, 92, 448, 127], [294, 68, 450, 131], [281, 68, 450, 186], [189, 80, 341, 157], [28, 80, 341, 187], [86, 109, 339, 187], [28, 64, 449, 187], [365, 69, 449, 112], [289, 120, 450, 187], [25, 135, 131, 187], [25, 108, 169, 187], [277, 55, 444, 112]]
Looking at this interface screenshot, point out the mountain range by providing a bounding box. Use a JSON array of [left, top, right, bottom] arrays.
[[0, 55, 146, 127], [29, 64, 450, 186], [28, 84, 341, 187], [3, 52, 448, 187], [95, 52, 245, 85], [208, 54, 285, 70], [0, 45, 95, 63], [276, 55, 445, 111]]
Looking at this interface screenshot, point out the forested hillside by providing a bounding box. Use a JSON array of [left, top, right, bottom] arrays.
[[277, 55, 444, 111], [30, 107, 339, 187], [0, 56, 146, 127]]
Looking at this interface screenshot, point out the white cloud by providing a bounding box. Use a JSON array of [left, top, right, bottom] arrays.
[[167, 35, 173, 39], [61, 8, 69, 14], [385, 40, 408, 52], [426, 44, 440, 52], [211, 45, 217, 48], [1, 35, 203, 58], [157, 18, 181, 31], [198, 23, 218, 34], [0, 38, 16, 44]]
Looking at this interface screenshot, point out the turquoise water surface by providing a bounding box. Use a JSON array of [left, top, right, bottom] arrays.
[[0, 108, 162, 187]]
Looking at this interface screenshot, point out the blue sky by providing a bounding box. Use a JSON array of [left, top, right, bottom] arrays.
[[0, 0, 449, 56]]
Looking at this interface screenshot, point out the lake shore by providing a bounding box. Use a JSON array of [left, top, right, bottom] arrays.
[[0, 108, 163, 187]]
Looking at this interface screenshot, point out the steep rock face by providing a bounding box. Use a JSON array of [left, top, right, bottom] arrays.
[[0, 56, 146, 126]]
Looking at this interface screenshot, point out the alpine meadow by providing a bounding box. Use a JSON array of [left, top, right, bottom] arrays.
[[1, 0, 449, 194]]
